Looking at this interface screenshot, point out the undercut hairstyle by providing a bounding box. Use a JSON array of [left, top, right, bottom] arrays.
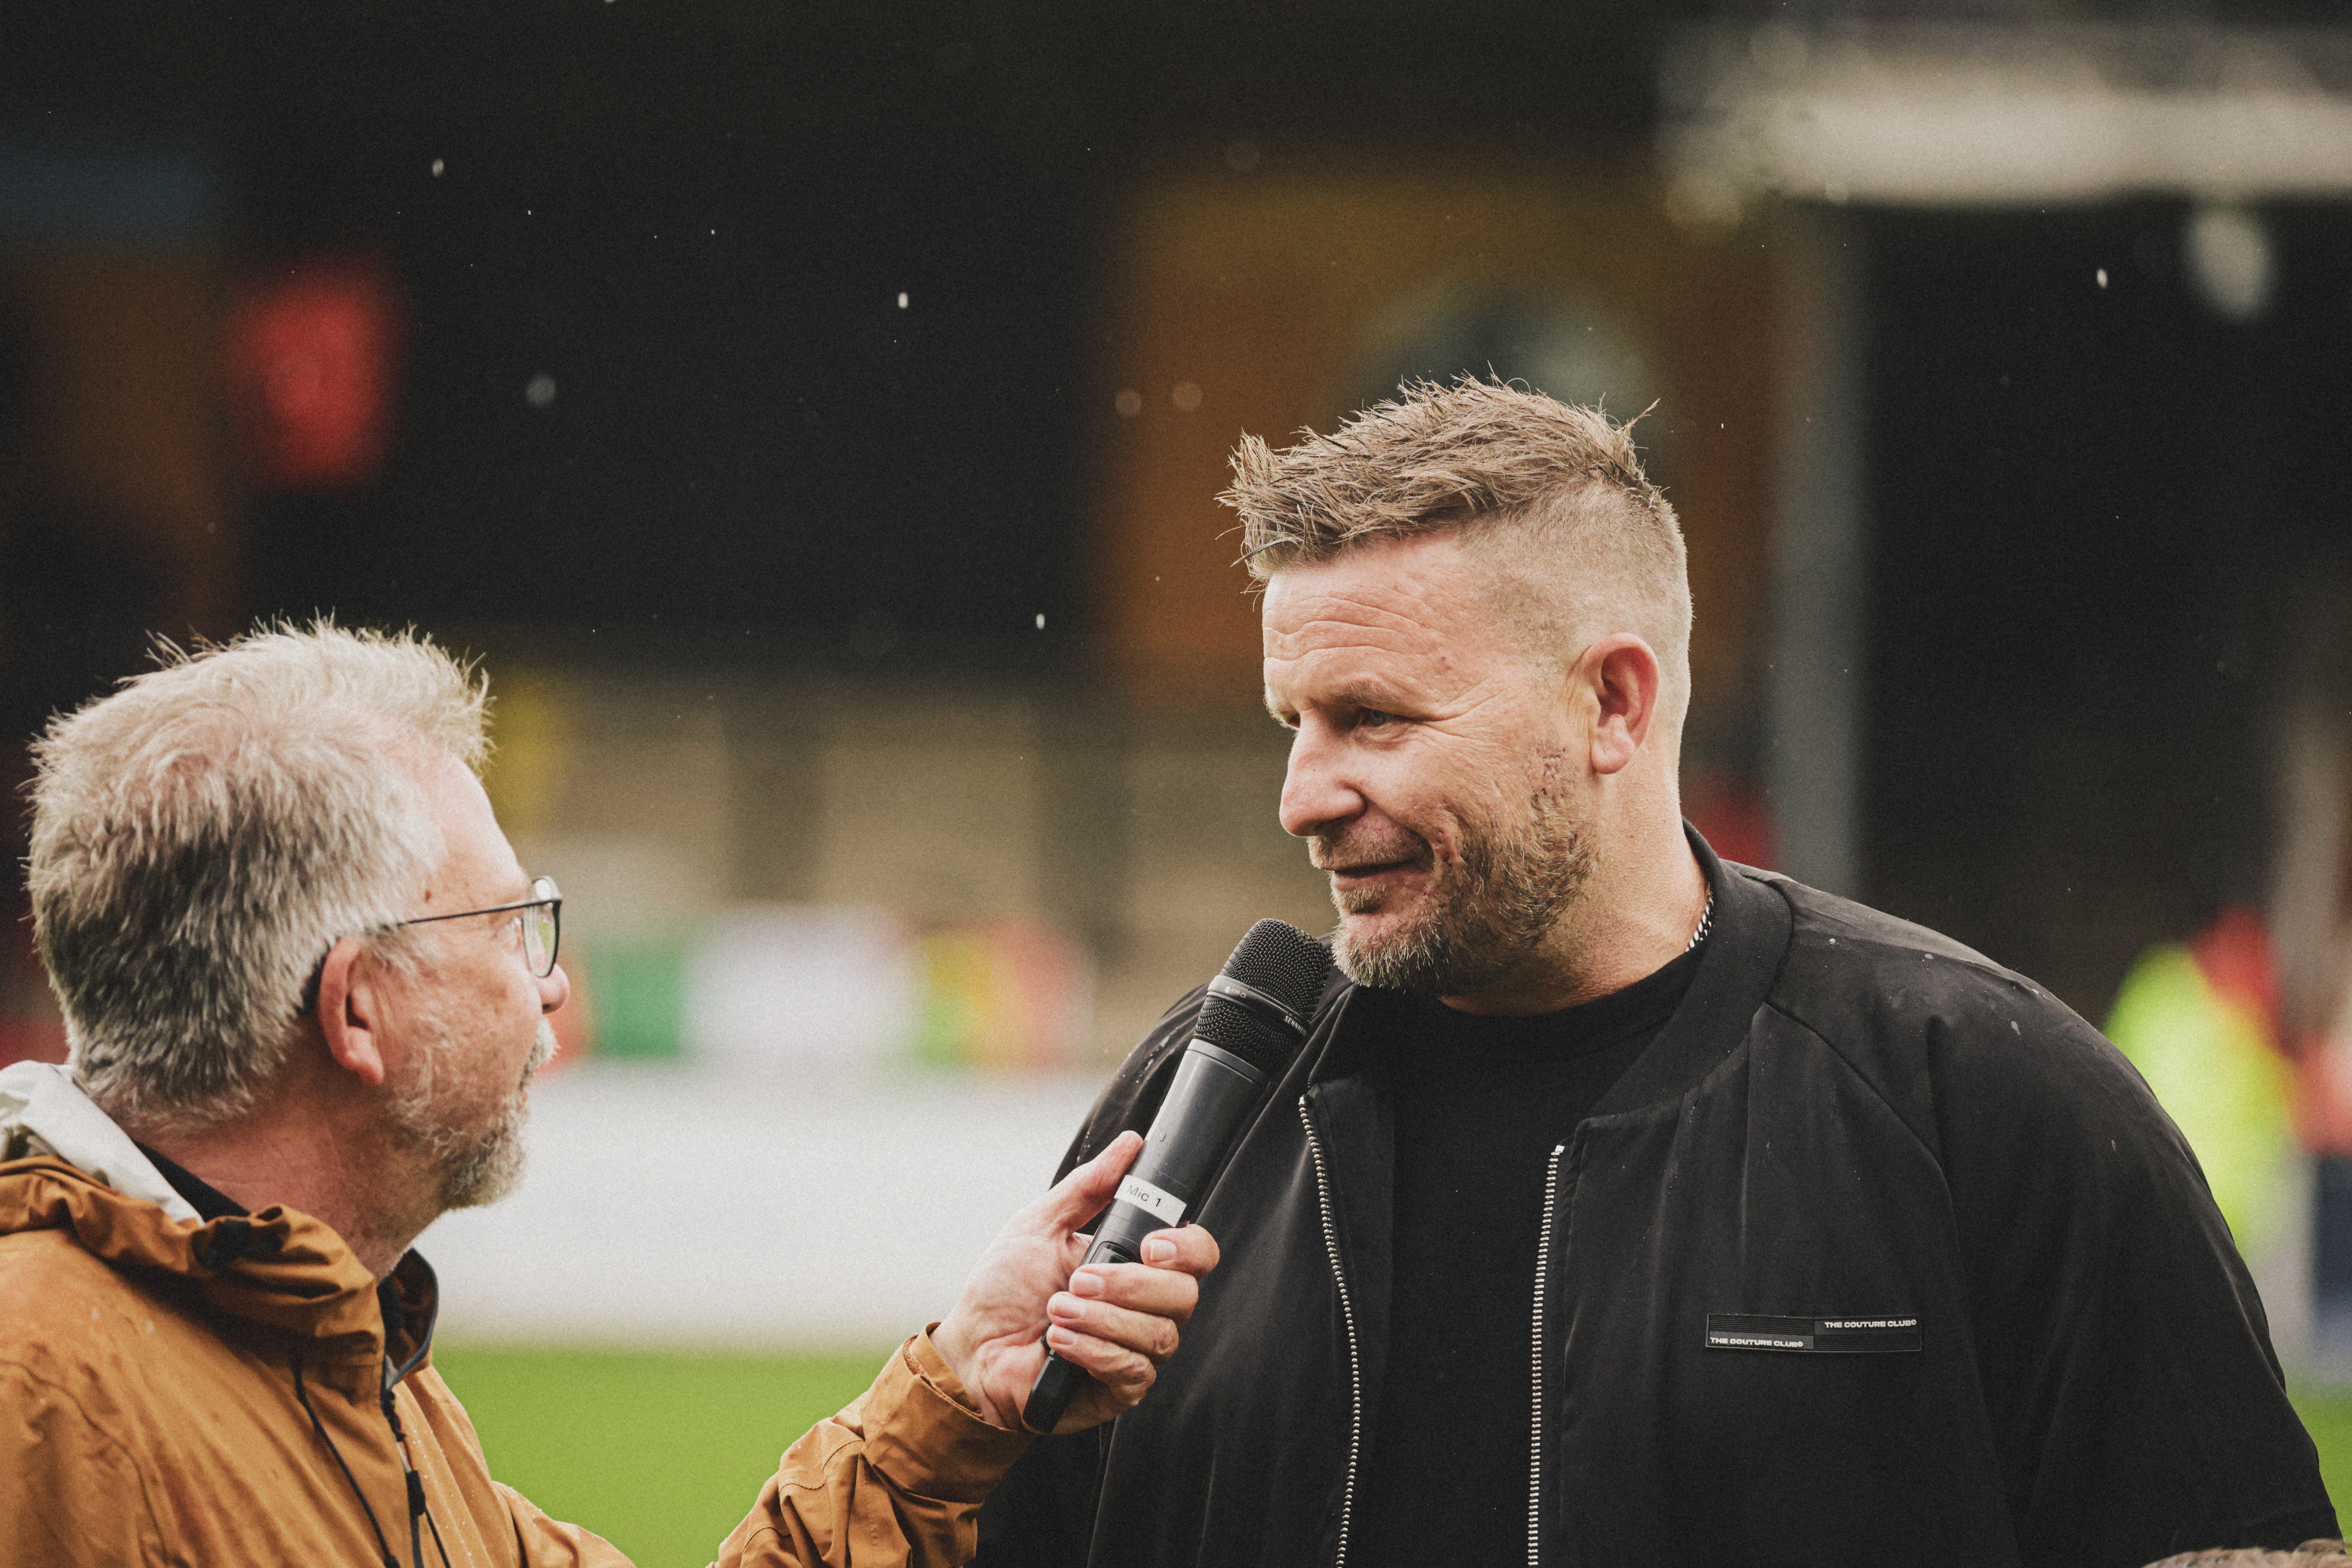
[[1222, 377, 1692, 708], [28, 622, 490, 1130]]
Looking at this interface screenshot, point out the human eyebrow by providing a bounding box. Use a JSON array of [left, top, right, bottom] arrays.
[[1330, 685, 1408, 718]]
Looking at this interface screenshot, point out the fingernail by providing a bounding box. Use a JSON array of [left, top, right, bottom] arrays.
[[1142, 1237, 1176, 1265], [1070, 1269, 1105, 1298], [1048, 1326, 1075, 1350]]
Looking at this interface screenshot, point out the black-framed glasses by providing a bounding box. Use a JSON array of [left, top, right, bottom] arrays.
[[393, 875, 563, 977]]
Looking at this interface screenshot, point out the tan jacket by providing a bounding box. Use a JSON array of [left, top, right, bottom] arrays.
[[0, 1153, 1031, 1567]]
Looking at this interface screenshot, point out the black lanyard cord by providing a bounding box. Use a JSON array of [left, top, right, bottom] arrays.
[[380, 1387, 451, 1568], [291, 1352, 402, 1568], [423, 1501, 454, 1568]]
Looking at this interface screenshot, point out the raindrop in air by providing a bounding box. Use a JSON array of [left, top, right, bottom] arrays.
[[526, 374, 557, 409], [2095, 268, 2108, 288], [431, 158, 445, 178], [1035, 614, 1046, 630], [1115, 389, 1143, 417], [897, 292, 909, 309]]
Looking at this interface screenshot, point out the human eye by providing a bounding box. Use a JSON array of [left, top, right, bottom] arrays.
[[1355, 708, 1400, 730]]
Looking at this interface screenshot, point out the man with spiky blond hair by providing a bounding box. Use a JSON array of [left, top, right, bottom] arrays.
[[0, 621, 1220, 1568], [980, 380, 2333, 1568]]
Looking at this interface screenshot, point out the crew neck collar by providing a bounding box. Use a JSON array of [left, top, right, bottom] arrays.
[[132, 1141, 250, 1222]]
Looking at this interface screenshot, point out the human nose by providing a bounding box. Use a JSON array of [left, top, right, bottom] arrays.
[[537, 962, 572, 1015], [1278, 720, 1366, 840]]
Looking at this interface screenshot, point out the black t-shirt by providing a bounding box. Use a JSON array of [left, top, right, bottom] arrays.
[[1351, 947, 1699, 1567], [135, 1141, 246, 1220]]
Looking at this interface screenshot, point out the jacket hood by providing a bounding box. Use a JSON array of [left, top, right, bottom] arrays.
[[0, 1062, 413, 1370]]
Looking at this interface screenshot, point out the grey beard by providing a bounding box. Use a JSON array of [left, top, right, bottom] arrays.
[[1328, 763, 1594, 997], [393, 1018, 553, 1214]]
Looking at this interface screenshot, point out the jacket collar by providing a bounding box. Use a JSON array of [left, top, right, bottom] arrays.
[[1585, 827, 1793, 1120], [0, 1060, 199, 1223], [0, 1066, 441, 1376], [1305, 823, 1795, 1114]]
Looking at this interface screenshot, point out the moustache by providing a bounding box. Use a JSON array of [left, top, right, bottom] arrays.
[[1309, 827, 1432, 873], [521, 1020, 557, 1087]]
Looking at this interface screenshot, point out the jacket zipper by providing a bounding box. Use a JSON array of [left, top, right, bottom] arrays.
[[1528, 1142, 1566, 1568], [1299, 1096, 1365, 1568]]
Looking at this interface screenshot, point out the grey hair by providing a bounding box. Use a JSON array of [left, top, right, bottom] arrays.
[[28, 621, 490, 1130]]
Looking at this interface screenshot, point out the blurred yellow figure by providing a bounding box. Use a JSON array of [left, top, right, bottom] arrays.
[[2106, 908, 2298, 1255]]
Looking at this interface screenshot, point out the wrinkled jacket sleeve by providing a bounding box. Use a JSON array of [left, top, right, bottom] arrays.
[[503, 1332, 1032, 1568], [0, 1363, 165, 1568]]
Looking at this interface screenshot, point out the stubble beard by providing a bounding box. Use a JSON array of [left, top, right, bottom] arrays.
[[1323, 756, 1596, 997], [390, 1016, 554, 1215]]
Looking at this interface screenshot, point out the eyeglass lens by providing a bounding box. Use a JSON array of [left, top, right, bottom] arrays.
[[525, 878, 561, 977]]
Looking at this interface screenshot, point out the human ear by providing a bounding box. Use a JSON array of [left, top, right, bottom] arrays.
[[313, 937, 389, 1088], [1580, 634, 1662, 777]]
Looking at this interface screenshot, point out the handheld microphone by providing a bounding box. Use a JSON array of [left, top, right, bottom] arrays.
[[1022, 917, 1328, 1435]]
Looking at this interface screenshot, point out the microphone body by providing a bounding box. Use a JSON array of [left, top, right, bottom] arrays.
[[1057, 1041, 1266, 1271], [1023, 921, 1326, 1434]]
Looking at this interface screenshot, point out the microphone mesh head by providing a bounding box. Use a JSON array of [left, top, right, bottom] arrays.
[[1222, 919, 1329, 1018], [1190, 920, 1328, 1076]]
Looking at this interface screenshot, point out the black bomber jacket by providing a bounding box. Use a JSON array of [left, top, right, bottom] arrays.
[[977, 831, 2337, 1568]]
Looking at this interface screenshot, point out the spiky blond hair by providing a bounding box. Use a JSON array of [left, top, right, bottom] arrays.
[[1222, 377, 1690, 709]]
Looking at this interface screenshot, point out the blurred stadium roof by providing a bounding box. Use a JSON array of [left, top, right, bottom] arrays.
[[1667, 21, 2352, 219]]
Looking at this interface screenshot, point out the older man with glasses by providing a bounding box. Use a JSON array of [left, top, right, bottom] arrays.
[[0, 622, 1216, 1568]]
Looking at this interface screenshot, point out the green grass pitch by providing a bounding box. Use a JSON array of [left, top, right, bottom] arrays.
[[2298, 1387, 2352, 1539], [436, 1344, 895, 1567], [436, 1344, 2352, 1567]]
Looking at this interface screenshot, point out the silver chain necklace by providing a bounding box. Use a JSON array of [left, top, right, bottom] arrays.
[[1686, 891, 1716, 953]]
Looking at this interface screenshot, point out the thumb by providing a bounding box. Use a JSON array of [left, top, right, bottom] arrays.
[[1044, 1129, 1143, 1233]]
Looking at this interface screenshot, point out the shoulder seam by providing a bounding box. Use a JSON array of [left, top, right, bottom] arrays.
[[1759, 999, 1946, 1172], [1786, 919, 2050, 1007]]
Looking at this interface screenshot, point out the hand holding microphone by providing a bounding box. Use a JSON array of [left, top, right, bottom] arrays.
[[1019, 918, 1328, 1434], [931, 1129, 1221, 1433]]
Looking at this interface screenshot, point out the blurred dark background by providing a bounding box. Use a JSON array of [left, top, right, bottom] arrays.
[[1866, 200, 2352, 997], [0, 0, 1671, 670]]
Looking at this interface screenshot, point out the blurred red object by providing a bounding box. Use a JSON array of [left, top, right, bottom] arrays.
[[1684, 769, 1776, 871], [2190, 904, 2282, 1041], [0, 1017, 67, 1071], [2178, 903, 2352, 1154], [224, 256, 402, 490]]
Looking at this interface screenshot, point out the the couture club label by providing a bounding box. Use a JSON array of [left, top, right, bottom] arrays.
[[1705, 1314, 1922, 1354]]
